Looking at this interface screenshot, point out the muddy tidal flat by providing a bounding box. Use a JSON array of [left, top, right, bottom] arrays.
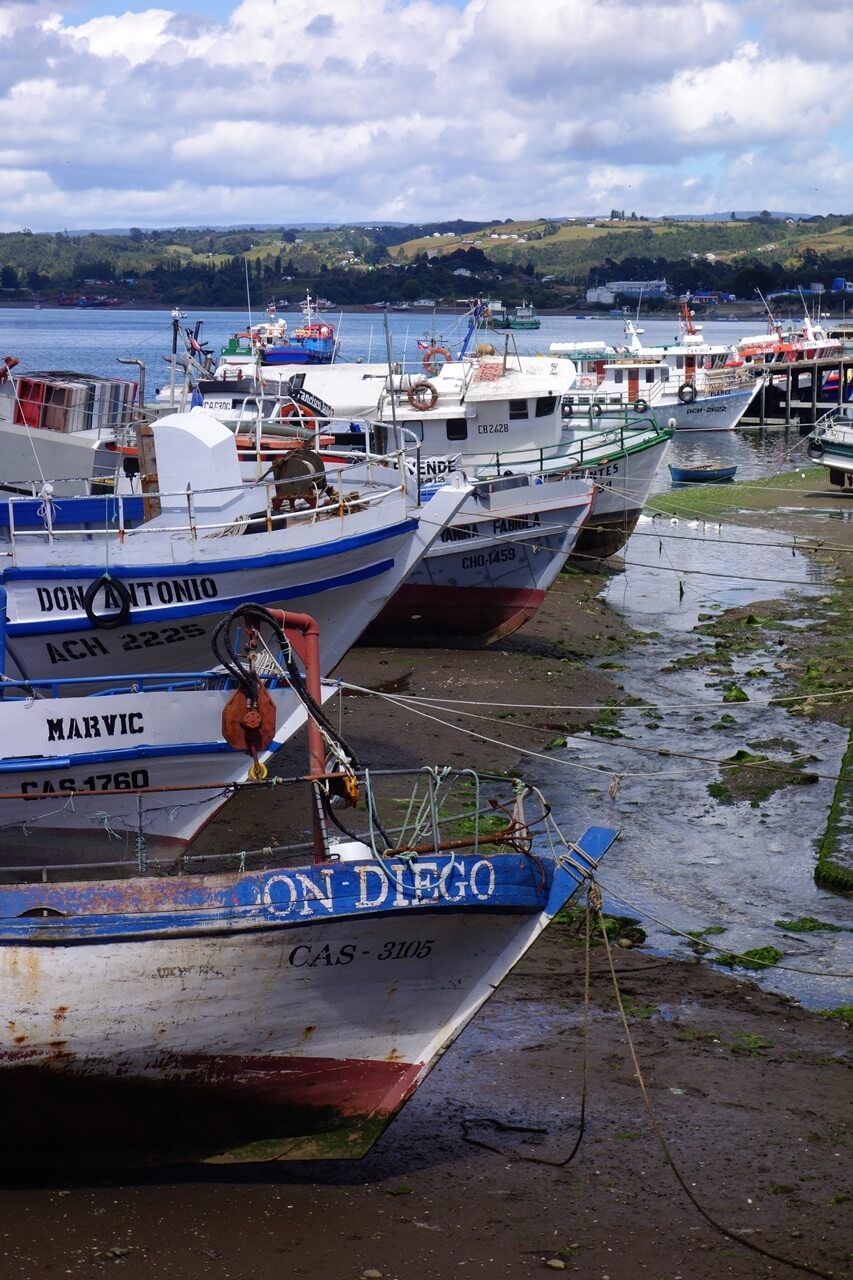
[[4, 469, 851, 1280]]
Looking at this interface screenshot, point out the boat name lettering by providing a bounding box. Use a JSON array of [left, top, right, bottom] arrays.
[[291, 388, 333, 417], [356, 859, 496, 910], [580, 462, 620, 479], [46, 712, 144, 742], [262, 869, 336, 917], [20, 768, 150, 795], [440, 523, 479, 543], [418, 458, 459, 479], [492, 514, 540, 535], [46, 637, 110, 666], [685, 404, 726, 414], [461, 547, 516, 570], [257, 860, 498, 919], [35, 577, 218, 614], [203, 400, 235, 410], [477, 423, 510, 434]]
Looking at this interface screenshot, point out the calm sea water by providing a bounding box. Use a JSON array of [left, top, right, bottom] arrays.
[[0, 305, 806, 482]]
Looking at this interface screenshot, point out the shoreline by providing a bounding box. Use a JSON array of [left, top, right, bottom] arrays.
[[1, 299, 845, 320]]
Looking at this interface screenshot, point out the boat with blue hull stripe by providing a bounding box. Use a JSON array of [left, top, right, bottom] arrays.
[[0, 752, 618, 1168], [6, 557, 395, 636], [2, 517, 417, 581], [0, 829, 617, 943]]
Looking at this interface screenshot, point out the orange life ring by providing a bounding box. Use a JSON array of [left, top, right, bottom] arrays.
[[280, 401, 319, 428], [407, 381, 439, 411], [422, 345, 451, 375]]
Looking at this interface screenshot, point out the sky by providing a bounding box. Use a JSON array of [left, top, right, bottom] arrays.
[[1, 0, 852, 231]]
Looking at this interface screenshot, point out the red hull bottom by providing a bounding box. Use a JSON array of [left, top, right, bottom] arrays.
[[0, 1051, 423, 1167], [359, 584, 547, 647]]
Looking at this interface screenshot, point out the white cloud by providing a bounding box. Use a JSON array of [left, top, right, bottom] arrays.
[[0, 0, 847, 227]]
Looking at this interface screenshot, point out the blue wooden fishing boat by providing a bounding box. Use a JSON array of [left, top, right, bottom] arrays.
[[0, 745, 618, 1166], [669, 463, 737, 484]]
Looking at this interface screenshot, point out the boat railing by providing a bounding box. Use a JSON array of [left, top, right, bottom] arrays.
[[699, 366, 756, 392], [0, 669, 289, 702], [486, 412, 668, 474], [0, 766, 534, 885], [1, 462, 406, 551]]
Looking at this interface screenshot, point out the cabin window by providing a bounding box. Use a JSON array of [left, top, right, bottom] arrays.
[[402, 420, 424, 442], [613, 369, 624, 383], [645, 368, 655, 384], [535, 395, 557, 417], [675, 356, 684, 369], [446, 418, 468, 441], [509, 398, 528, 420]]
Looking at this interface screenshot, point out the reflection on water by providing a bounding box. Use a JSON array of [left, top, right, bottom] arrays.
[[605, 514, 825, 632], [657, 426, 814, 486], [541, 519, 851, 1008]]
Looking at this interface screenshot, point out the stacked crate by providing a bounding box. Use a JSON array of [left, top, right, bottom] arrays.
[[12, 373, 137, 433]]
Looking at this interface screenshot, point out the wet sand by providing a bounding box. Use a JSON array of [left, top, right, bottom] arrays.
[[0, 942, 848, 1279], [4, 490, 851, 1280]]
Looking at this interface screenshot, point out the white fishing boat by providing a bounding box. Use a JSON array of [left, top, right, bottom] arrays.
[[0, 410, 470, 684], [738, 311, 843, 364], [0, 604, 336, 857], [808, 404, 853, 489], [231, 345, 672, 576], [365, 471, 594, 644], [0, 748, 618, 1167], [553, 341, 759, 434], [200, 351, 601, 641]]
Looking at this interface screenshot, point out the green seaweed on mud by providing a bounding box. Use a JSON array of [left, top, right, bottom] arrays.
[[774, 916, 847, 933], [553, 906, 646, 949], [613, 996, 659, 1019], [782, 563, 853, 721], [679, 565, 851, 895], [727, 1031, 776, 1057], [680, 925, 728, 956], [815, 728, 853, 896], [661, 649, 734, 674], [715, 945, 784, 971], [708, 749, 819, 806], [817, 1005, 853, 1028], [647, 468, 827, 520]]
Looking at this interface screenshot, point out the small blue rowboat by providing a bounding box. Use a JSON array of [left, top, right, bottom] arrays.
[[669, 463, 737, 484]]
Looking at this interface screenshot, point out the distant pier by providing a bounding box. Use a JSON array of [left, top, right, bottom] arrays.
[[742, 352, 853, 427]]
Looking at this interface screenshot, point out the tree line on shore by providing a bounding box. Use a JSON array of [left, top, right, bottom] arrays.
[[1, 216, 853, 309]]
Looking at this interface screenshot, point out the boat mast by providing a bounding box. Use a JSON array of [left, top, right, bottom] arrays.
[[168, 307, 184, 409]]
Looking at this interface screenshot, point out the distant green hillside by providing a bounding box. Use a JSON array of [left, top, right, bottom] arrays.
[[390, 215, 853, 278], [2, 215, 853, 308]]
